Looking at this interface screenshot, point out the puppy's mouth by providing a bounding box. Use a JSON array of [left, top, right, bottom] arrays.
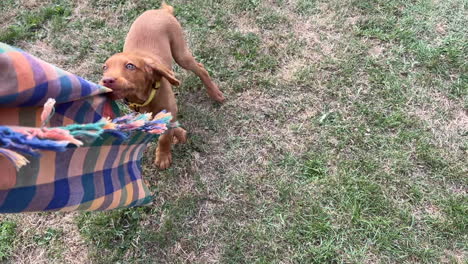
[[108, 91, 126, 100], [100, 79, 131, 100], [109, 86, 127, 99]]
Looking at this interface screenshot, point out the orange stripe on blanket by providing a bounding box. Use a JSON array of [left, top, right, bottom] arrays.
[[135, 179, 147, 200], [37, 151, 56, 185], [9, 52, 35, 93], [0, 156, 17, 190], [106, 189, 122, 210], [0, 108, 19, 126], [112, 147, 126, 168], [41, 59, 59, 81], [123, 143, 140, 166], [94, 145, 112, 172], [88, 196, 105, 210], [68, 148, 89, 177], [124, 182, 134, 206]]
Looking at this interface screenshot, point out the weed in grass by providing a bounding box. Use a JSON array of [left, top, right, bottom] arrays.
[[33, 227, 62, 246], [302, 156, 328, 181], [33, 227, 65, 259]]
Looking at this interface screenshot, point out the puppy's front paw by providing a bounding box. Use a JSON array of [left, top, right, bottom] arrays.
[[207, 86, 225, 102], [173, 127, 187, 144], [155, 150, 172, 169]]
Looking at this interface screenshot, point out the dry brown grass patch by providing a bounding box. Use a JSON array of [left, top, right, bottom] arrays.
[[411, 91, 467, 154], [7, 212, 88, 264]]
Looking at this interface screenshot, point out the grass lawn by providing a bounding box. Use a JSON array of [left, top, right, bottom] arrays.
[[0, 0, 466, 263]]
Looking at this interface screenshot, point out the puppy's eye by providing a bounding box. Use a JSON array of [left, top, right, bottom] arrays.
[[103, 65, 108, 71], [126, 63, 136, 70]]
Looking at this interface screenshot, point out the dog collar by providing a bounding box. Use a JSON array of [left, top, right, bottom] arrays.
[[127, 81, 160, 109]]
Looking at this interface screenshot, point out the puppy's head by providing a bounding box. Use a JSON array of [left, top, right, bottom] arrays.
[[100, 52, 180, 100]]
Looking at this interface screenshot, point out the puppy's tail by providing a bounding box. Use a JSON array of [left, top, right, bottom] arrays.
[[161, 1, 174, 16]]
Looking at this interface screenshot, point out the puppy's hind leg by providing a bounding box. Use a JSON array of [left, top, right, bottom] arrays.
[[169, 28, 225, 102]]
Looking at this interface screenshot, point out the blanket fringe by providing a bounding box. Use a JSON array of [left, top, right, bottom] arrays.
[[0, 99, 173, 170]]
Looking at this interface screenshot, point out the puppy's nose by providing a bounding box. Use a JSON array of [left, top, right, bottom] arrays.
[[101, 77, 116, 87]]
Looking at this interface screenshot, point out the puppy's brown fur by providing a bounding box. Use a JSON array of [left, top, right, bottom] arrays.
[[101, 2, 224, 169]]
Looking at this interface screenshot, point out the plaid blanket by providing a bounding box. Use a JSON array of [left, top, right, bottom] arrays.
[[0, 42, 156, 213]]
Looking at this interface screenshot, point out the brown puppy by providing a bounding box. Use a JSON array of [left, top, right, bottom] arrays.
[[100, 2, 224, 169]]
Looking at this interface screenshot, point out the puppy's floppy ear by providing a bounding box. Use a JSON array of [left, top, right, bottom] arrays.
[[143, 57, 180, 86]]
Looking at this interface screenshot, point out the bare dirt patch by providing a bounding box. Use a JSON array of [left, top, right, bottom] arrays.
[[411, 91, 467, 153], [368, 45, 384, 57], [442, 249, 466, 263], [235, 15, 261, 34]]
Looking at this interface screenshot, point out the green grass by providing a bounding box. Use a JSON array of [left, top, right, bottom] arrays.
[[33, 227, 65, 259], [296, 0, 318, 15], [77, 209, 147, 262], [0, 221, 16, 261], [0, 1, 72, 44], [0, 0, 466, 263]]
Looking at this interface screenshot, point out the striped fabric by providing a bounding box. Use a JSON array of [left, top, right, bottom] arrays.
[[0, 42, 156, 213], [0, 43, 110, 107]]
